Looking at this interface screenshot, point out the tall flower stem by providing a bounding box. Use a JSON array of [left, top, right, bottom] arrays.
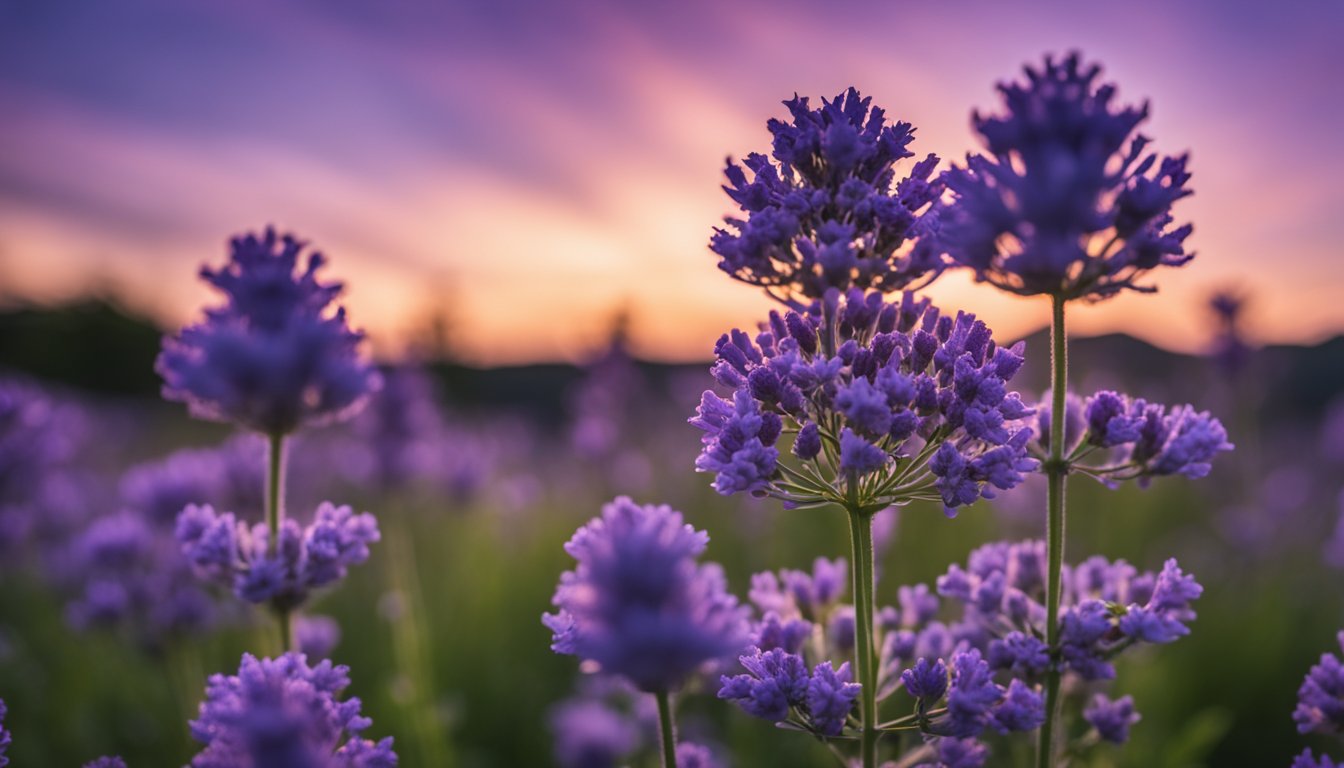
[[266, 431, 293, 652], [655, 690, 678, 768], [846, 503, 878, 768], [1037, 294, 1068, 768]]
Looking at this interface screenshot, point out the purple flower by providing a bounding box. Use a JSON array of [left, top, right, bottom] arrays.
[[1034, 391, 1232, 486], [986, 632, 1050, 677], [0, 699, 10, 768], [718, 647, 811, 722], [690, 390, 781, 495], [341, 364, 451, 494], [901, 657, 949, 701], [897, 584, 940, 629], [938, 53, 1194, 300], [157, 228, 380, 435], [1295, 632, 1344, 735], [924, 738, 988, 768], [943, 650, 1003, 737], [296, 615, 342, 659], [176, 502, 381, 611], [1084, 693, 1140, 743], [711, 88, 943, 302], [83, 759, 127, 768], [750, 557, 847, 621], [188, 652, 396, 768], [806, 661, 862, 736], [839, 428, 888, 475], [675, 742, 723, 768], [691, 289, 1036, 511], [719, 648, 859, 736], [0, 379, 88, 565], [931, 540, 1201, 684], [65, 509, 220, 643], [988, 679, 1045, 733], [1293, 750, 1343, 768], [548, 698, 638, 768], [752, 612, 812, 655], [1083, 391, 1142, 448], [120, 436, 264, 526], [544, 498, 749, 692]]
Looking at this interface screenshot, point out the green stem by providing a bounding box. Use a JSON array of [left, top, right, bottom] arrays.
[[846, 505, 878, 768], [1038, 294, 1068, 768], [655, 690, 678, 768], [266, 432, 293, 652]]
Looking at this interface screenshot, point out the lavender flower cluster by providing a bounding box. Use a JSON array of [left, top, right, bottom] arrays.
[[933, 540, 1202, 686], [157, 228, 381, 436], [692, 288, 1037, 512], [1291, 632, 1344, 767], [188, 653, 396, 767], [716, 556, 1046, 760], [938, 52, 1195, 301], [710, 88, 944, 304], [62, 437, 265, 643], [177, 501, 380, 611], [544, 497, 750, 693], [1034, 390, 1234, 486]]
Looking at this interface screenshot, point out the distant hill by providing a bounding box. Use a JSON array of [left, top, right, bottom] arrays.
[[1, 299, 1340, 422]]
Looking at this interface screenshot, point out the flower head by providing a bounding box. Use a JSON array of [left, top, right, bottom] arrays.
[[711, 88, 943, 303], [1295, 632, 1344, 735], [675, 743, 724, 768], [0, 699, 10, 768], [938, 53, 1194, 300], [691, 289, 1036, 513], [1029, 390, 1232, 487], [548, 697, 638, 768], [1294, 750, 1343, 768], [718, 647, 859, 737], [931, 540, 1201, 683], [176, 501, 380, 611], [544, 498, 750, 692], [1084, 693, 1140, 743], [157, 228, 380, 435], [188, 652, 396, 768]]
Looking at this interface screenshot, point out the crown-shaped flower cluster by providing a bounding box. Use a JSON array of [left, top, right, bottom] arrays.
[[543, 497, 750, 693], [157, 228, 380, 435], [691, 288, 1037, 514], [1033, 389, 1233, 486], [711, 89, 944, 304], [938, 53, 1194, 300], [176, 501, 380, 611], [188, 652, 396, 767]]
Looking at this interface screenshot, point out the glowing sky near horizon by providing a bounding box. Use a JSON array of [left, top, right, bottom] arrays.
[[1, 0, 1341, 364]]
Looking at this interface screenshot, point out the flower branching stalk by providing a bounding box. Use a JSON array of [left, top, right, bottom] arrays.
[[266, 431, 293, 652], [1038, 294, 1068, 768]]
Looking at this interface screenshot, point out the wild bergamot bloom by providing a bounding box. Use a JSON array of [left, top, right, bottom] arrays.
[[157, 228, 380, 436]]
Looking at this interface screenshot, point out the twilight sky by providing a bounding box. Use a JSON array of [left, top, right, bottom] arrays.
[[1, 0, 1341, 363]]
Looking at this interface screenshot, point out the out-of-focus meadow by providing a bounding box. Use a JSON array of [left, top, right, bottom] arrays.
[[0, 299, 1341, 766]]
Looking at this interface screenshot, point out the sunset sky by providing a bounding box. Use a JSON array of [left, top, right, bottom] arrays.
[[2, 0, 1340, 364]]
